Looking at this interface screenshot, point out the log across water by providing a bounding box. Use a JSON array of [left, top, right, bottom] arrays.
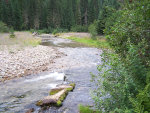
[[36, 83, 75, 107]]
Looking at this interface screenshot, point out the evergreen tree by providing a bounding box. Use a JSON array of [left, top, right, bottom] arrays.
[[80, 0, 89, 25], [0, 0, 120, 31], [89, 0, 99, 24], [12, 0, 22, 30], [75, 0, 82, 25]]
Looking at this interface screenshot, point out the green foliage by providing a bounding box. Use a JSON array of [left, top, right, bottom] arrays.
[[105, 0, 150, 66], [30, 29, 35, 33], [130, 84, 150, 113], [9, 27, 15, 38], [46, 27, 54, 33], [97, 6, 117, 35], [91, 51, 133, 112], [0, 0, 120, 31], [130, 71, 150, 113], [92, 0, 150, 112], [71, 25, 88, 32], [52, 28, 68, 35], [66, 36, 110, 49], [0, 21, 9, 33], [79, 104, 101, 113], [30, 27, 68, 34], [88, 21, 98, 39], [0, 0, 112, 31]]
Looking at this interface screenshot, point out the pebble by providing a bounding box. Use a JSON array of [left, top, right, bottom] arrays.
[[0, 45, 64, 82]]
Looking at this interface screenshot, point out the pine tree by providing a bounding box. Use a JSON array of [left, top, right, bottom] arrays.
[[75, 0, 82, 25], [89, 0, 99, 24], [80, 0, 88, 25], [11, 0, 22, 30], [0, 0, 120, 31], [34, 0, 41, 29]]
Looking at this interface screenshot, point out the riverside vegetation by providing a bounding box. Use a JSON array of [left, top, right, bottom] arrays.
[[0, 0, 149, 113], [91, 0, 150, 113], [63, 36, 109, 49]]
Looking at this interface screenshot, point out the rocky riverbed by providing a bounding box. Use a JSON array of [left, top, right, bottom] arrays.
[[0, 45, 65, 82], [0, 33, 102, 113]]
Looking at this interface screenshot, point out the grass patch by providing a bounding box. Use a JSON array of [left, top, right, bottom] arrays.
[[79, 104, 101, 113], [66, 36, 110, 49], [0, 32, 41, 51], [23, 38, 41, 47]]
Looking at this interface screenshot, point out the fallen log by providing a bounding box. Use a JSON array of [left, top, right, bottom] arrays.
[[36, 83, 75, 107], [49, 85, 73, 95]]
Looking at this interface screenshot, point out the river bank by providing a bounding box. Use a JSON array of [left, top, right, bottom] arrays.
[[0, 32, 102, 113], [0, 32, 65, 82], [0, 45, 64, 82]]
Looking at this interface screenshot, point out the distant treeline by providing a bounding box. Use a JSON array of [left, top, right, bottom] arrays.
[[0, 0, 119, 31]]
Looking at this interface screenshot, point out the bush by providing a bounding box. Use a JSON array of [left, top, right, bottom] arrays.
[[9, 27, 15, 38], [0, 21, 9, 33], [91, 51, 134, 112], [52, 28, 69, 35], [88, 21, 98, 39], [30, 29, 35, 33], [92, 0, 150, 112], [105, 1, 150, 66], [71, 25, 88, 32]]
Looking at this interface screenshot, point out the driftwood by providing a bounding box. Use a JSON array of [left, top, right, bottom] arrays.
[[50, 85, 73, 94], [36, 83, 75, 107], [40, 89, 66, 106]]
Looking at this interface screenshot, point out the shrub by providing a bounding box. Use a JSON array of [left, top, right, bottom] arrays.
[[92, 0, 150, 112], [91, 51, 134, 112], [30, 29, 35, 33], [0, 21, 9, 33], [71, 25, 88, 32], [9, 27, 15, 38], [105, 1, 150, 66], [52, 28, 68, 35], [88, 21, 98, 39]]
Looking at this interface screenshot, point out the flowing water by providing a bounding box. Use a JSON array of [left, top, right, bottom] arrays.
[[0, 35, 102, 113]]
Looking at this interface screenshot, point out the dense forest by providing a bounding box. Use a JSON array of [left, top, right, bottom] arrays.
[[0, 0, 119, 31]]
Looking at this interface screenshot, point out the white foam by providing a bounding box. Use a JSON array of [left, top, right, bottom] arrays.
[[46, 83, 58, 88], [24, 72, 65, 82]]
